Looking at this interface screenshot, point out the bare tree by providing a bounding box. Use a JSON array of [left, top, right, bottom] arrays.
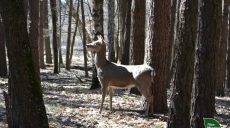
[[81, 0, 88, 77], [0, 16, 7, 77], [40, 0, 46, 69], [0, 0, 49, 127], [190, 0, 222, 127], [107, 0, 115, 62], [50, 0, 59, 73], [66, 0, 73, 70], [144, 0, 171, 113], [167, 0, 198, 127], [44, 0, 53, 64]]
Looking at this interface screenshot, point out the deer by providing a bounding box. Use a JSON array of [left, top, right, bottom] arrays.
[[86, 35, 155, 114]]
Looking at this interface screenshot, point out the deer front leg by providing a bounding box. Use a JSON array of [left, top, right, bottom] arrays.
[[99, 86, 107, 113], [109, 87, 113, 112]]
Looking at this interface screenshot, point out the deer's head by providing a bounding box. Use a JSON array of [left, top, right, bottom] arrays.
[[86, 35, 105, 52]]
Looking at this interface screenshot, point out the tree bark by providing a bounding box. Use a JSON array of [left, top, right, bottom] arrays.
[[190, 0, 222, 127], [81, 0, 88, 77], [144, 0, 171, 114], [66, 0, 73, 70], [40, 0, 46, 69], [167, 0, 198, 127], [0, 17, 7, 77], [44, 0, 52, 64], [90, 0, 104, 89], [121, 0, 132, 65], [70, 1, 80, 65], [0, 0, 49, 127], [107, 0, 115, 62], [216, 0, 228, 96], [50, 0, 59, 74], [28, 0, 40, 75], [130, 0, 145, 65]]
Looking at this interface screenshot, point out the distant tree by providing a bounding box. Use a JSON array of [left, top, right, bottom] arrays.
[[0, 16, 7, 77], [50, 0, 59, 73], [90, 0, 103, 89], [70, 0, 80, 65], [167, 0, 198, 127], [44, 0, 53, 64], [66, 0, 73, 70], [81, 0, 88, 77], [144, 0, 171, 114], [190, 0, 222, 127], [107, 0, 115, 62], [0, 0, 49, 127], [40, 0, 46, 69]]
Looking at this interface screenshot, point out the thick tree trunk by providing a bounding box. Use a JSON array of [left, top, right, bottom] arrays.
[[216, 0, 228, 96], [130, 0, 145, 65], [107, 0, 115, 62], [81, 0, 88, 77], [144, 0, 171, 114], [40, 0, 46, 69], [44, 0, 52, 64], [28, 0, 40, 75], [0, 18, 7, 77], [0, 0, 49, 127], [128, 0, 145, 95], [90, 0, 103, 89], [190, 0, 222, 127], [167, 0, 198, 127], [120, 0, 132, 65], [50, 0, 59, 73], [66, 0, 73, 70]]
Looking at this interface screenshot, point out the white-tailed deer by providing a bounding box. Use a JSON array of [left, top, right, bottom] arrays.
[[86, 35, 155, 114]]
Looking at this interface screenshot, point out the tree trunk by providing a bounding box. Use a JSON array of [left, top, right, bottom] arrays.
[[216, 0, 228, 96], [58, 0, 64, 66], [190, 0, 222, 127], [169, 0, 179, 72], [228, 4, 230, 90], [81, 0, 88, 77], [70, 1, 80, 65], [128, 0, 145, 95], [107, 0, 115, 62], [90, 0, 103, 89], [28, 0, 40, 76], [144, 0, 171, 114], [0, 0, 49, 127], [121, 0, 132, 65], [167, 0, 198, 127], [50, 0, 59, 74], [40, 0, 46, 69], [0, 17, 7, 77], [44, 0, 52, 64], [66, 0, 73, 70], [130, 0, 145, 65]]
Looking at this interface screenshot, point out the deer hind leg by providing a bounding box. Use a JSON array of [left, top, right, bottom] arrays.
[[109, 87, 113, 112]]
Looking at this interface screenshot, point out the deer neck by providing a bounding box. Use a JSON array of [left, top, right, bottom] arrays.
[[95, 45, 107, 68]]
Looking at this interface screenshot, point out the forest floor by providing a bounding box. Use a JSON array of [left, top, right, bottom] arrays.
[[0, 51, 230, 128]]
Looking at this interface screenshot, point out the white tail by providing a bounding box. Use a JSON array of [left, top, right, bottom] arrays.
[[86, 35, 155, 114]]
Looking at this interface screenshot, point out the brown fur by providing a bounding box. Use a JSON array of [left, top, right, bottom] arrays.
[[86, 36, 155, 113]]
